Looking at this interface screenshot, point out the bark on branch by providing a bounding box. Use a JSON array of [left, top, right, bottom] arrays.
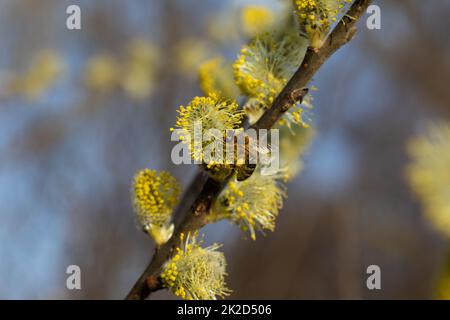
[[125, 0, 372, 300]]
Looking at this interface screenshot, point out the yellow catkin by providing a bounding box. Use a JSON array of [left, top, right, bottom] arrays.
[[198, 57, 240, 100], [210, 170, 286, 240], [161, 233, 231, 300], [293, 0, 352, 49], [241, 6, 275, 37], [407, 122, 450, 238], [233, 32, 308, 125], [279, 125, 315, 182], [171, 94, 244, 180], [132, 169, 180, 245], [122, 39, 159, 100], [84, 54, 118, 91], [10, 50, 64, 100]]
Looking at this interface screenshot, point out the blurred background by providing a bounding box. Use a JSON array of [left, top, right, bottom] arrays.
[[0, 0, 449, 299]]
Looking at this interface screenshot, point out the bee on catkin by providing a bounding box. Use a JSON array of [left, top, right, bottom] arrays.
[[171, 94, 244, 181]]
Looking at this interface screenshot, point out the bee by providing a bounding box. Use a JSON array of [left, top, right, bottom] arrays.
[[235, 163, 257, 181], [233, 132, 269, 181]]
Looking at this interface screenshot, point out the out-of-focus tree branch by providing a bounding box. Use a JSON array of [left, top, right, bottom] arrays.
[[125, 0, 372, 300]]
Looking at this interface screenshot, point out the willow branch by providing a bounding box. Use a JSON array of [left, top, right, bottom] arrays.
[[125, 0, 372, 300]]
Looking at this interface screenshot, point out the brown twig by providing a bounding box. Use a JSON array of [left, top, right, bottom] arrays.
[[125, 0, 372, 300]]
